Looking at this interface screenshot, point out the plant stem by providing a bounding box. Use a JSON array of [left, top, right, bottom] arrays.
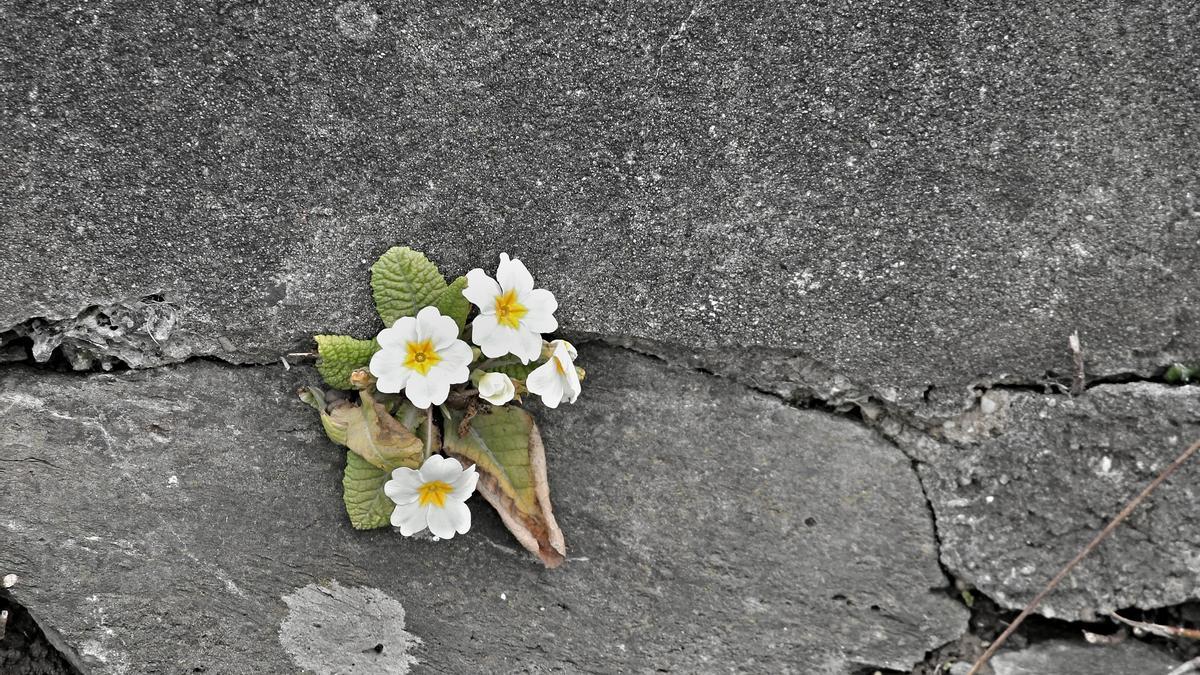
[[425, 406, 433, 458], [967, 437, 1200, 674]]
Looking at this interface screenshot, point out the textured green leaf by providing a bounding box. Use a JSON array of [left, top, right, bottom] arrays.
[[370, 247, 447, 326], [315, 335, 379, 390], [302, 386, 432, 530], [442, 405, 565, 567], [432, 275, 471, 331], [342, 452, 395, 530]]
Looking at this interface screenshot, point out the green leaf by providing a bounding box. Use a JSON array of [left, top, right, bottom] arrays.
[[1166, 363, 1197, 384], [432, 275, 471, 331], [491, 362, 539, 381], [370, 247, 447, 326], [302, 386, 433, 530], [442, 405, 565, 567], [342, 452, 395, 530], [315, 335, 379, 390]]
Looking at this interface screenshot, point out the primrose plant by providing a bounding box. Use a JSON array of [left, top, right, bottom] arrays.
[[299, 247, 581, 567]]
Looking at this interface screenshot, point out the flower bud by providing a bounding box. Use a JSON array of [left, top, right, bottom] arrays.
[[478, 372, 516, 406]]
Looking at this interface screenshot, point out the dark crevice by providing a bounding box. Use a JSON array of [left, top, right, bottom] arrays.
[[900, 591, 1200, 673], [0, 590, 88, 674]]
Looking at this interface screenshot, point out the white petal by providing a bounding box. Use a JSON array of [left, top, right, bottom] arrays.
[[428, 362, 470, 393], [447, 500, 472, 535], [449, 465, 479, 501], [426, 502, 464, 539], [496, 253, 534, 293], [391, 500, 426, 534], [419, 455, 463, 484], [463, 269, 501, 309], [374, 326, 403, 350], [438, 340, 474, 371], [383, 467, 422, 505], [423, 378, 452, 407], [471, 313, 499, 345], [416, 306, 460, 348], [527, 360, 565, 408], [514, 329, 543, 364], [521, 310, 558, 334], [556, 339, 578, 360], [521, 288, 558, 317], [378, 317, 418, 347], [562, 363, 582, 404], [405, 375, 434, 409], [477, 325, 523, 360], [370, 350, 411, 392]]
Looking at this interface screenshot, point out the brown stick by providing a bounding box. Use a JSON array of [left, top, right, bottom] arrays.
[[1108, 611, 1200, 640], [968, 437, 1200, 675]]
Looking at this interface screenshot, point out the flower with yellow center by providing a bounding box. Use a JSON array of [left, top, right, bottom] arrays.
[[384, 455, 478, 538], [369, 306, 473, 409], [464, 253, 558, 364], [526, 339, 581, 409]]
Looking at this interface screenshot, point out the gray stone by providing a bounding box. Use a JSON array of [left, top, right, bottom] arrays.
[[0, 346, 965, 673], [3, 1, 1198, 398], [991, 639, 1180, 675], [913, 382, 1200, 620]]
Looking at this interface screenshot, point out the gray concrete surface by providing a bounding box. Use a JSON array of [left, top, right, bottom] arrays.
[[0, 346, 966, 673], [3, 0, 1198, 399], [907, 382, 1200, 621]]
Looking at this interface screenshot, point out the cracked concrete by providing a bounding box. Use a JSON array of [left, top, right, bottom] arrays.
[[4, 0, 1200, 670], [0, 346, 967, 673]]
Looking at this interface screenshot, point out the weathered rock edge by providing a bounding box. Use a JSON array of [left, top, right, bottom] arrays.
[[0, 347, 966, 673]]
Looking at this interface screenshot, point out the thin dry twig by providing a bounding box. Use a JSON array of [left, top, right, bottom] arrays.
[[1069, 331, 1085, 396], [1109, 611, 1200, 640], [968, 437, 1200, 675], [0, 609, 7, 641]]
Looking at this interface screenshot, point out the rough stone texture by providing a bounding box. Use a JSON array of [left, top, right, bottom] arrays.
[[908, 383, 1200, 620], [0, 346, 965, 673], [279, 581, 421, 674], [991, 639, 1180, 675], [3, 1, 1199, 397]]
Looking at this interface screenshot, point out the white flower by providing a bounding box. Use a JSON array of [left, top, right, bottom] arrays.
[[369, 306, 473, 409], [477, 372, 516, 406], [526, 339, 581, 409], [464, 253, 558, 364], [384, 455, 478, 538]]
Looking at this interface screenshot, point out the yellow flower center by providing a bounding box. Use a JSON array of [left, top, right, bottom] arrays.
[[404, 339, 442, 376], [494, 289, 528, 329], [417, 480, 453, 508]]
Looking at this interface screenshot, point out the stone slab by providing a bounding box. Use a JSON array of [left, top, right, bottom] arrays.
[[2, 1, 1198, 395], [0, 346, 965, 673], [991, 639, 1180, 675], [913, 382, 1200, 620]]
